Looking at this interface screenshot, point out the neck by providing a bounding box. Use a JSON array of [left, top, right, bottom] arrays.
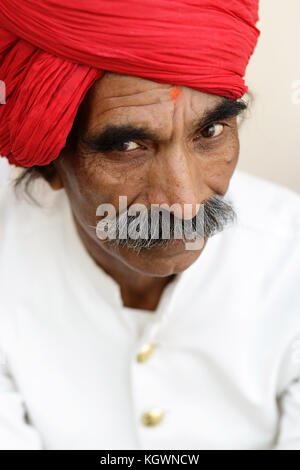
[[74, 216, 176, 312]]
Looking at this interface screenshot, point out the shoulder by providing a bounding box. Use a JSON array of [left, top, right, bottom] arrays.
[[227, 169, 300, 240], [0, 176, 68, 307], [0, 176, 61, 251], [219, 171, 300, 381], [222, 169, 300, 329], [0, 174, 67, 231]]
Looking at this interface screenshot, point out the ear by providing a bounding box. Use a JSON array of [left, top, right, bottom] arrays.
[[49, 171, 63, 190]]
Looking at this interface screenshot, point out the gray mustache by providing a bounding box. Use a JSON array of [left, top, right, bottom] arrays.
[[99, 194, 236, 253]]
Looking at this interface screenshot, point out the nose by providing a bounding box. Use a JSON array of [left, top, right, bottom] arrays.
[[147, 146, 209, 220]]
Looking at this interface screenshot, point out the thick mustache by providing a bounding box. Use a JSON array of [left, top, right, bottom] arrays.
[[93, 194, 236, 253]]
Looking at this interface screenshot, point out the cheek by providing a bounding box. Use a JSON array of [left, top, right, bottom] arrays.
[[199, 132, 239, 194], [222, 139, 239, 172], [61, 152, 148, 227]]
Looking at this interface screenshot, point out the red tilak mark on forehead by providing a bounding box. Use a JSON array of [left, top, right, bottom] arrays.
[[169, 86, 182, 104]]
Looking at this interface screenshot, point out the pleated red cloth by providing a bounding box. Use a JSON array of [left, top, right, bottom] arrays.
[[0, 0, 260, 167]]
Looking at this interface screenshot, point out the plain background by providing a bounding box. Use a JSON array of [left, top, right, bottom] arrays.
[[238, 0, 300, 193], [0, 0, 299, 193]]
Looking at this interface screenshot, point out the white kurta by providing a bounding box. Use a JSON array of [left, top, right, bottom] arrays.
[[0, 169, 299, 450]]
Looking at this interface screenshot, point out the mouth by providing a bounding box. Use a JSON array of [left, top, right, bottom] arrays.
[[146, 238, 185, 252], [114, 236, 205, 256]]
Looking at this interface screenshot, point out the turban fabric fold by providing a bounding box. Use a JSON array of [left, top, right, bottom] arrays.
[[0, 0, 260, 168]]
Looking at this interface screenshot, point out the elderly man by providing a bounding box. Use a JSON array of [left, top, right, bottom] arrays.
[[0, 0, 300, 451]]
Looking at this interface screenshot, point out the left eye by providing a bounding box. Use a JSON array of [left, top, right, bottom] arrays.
[[198, 123, 225, 139], [115, 140, 140, 152]]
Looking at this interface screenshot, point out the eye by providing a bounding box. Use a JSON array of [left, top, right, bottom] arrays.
[[197, 123, 225, 139], [114, 140, 141, 152]]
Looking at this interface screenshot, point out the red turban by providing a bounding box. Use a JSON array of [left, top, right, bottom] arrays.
[[0, 0, 260, 168]]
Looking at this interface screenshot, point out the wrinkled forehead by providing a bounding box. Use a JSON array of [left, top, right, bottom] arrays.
[[79, 72, 223, 133]]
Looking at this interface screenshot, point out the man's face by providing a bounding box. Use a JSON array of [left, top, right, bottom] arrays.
[[54, 72, 242, 277]]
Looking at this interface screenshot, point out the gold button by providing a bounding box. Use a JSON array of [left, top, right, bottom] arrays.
[[136, 342, 155, 363], [141, 408, 164, 427]]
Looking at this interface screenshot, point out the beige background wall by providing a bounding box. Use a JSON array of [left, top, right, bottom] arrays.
[[238, 0, 300, 193]]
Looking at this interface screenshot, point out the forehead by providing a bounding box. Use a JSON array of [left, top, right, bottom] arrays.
[[80, 72, 223, 132]]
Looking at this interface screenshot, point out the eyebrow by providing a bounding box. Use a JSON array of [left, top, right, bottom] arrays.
[[81, 97, 247, 152]]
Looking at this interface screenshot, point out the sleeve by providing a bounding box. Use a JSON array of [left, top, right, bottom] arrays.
[[272, 377, 300, 450], [0, 358, 43, 450], [270, 228, 300, 450], [271, 336, 300, 450], [0, 182, 43, 449]]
